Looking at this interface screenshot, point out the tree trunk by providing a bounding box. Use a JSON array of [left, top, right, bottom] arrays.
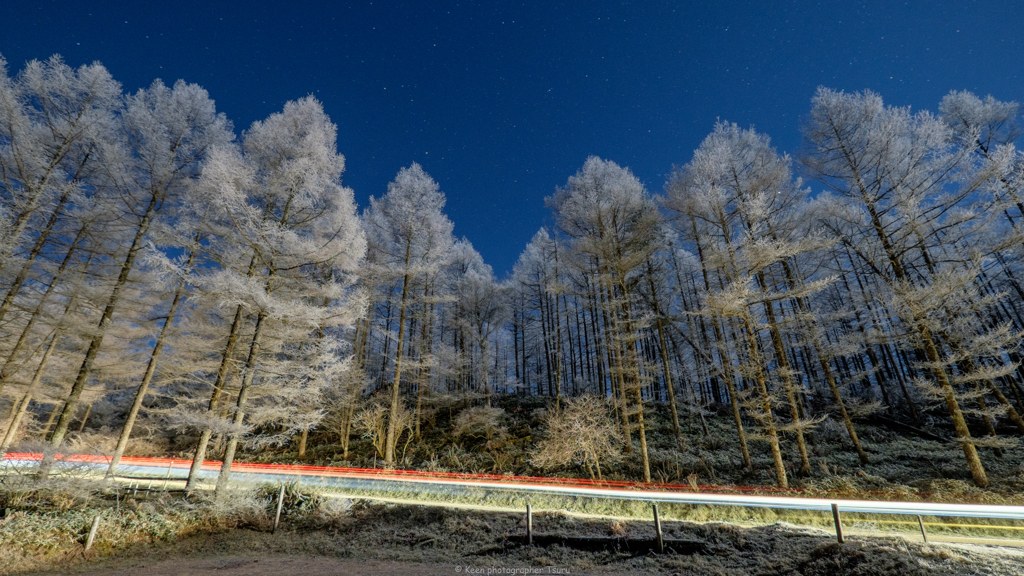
[[42, 403, 61, 437], [186, 304, 247, 491], [988, 380, 1024, 434], [688, 227, 752, 471], [341, 398, 358, 459], [614, 274, 651, 483], [645, 259, 683, 450], [0, 189, 74, 326], [551, 242, 565, 411], [47, 193, 160, 449], [415, 285, 435, 439], [0, 229, 87, 397], [823, 353, 870, 464], [598, 272, 632, 451], [76, 403, 92, 432], [384, 240, 414, 465], [0, 333, 59, 458], [480, 335, 491, 407], [0, 118, 87, 271], [973, 381, 1003, 458], [741, 311, 788, 489], [108, 247, 195, 477], [538, 280, 555, 397], [758, 279, 810, 476], [868, 198, 987, 486], [215, 310, 269, 496], [298, 428, 308, 458], [920, 325, 988, 487]]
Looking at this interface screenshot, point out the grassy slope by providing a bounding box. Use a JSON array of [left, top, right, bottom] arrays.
[[240, 396, 1024, 505]]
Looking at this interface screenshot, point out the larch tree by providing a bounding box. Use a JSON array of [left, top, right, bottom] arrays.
[[802, 87, 1011, 487], [454, 246, 509, 407], [0, 56, 120, 417], [939, 90, 1023, 229], [510, 230, 565, 404], [783, 197, 873, 464], [548, 156, 661, 483], [45, 78, 233, 454], [666, 122, 834, 487], [105, 215, 206, 476], [0, 231, 97, 458], [634, 233, 686, 449], [0, 55, 120, 276], [670, 211, 754, 471], [363, 163, 453, 465], [187, 97, 364, 496]]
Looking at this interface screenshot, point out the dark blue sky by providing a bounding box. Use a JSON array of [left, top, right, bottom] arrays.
[[4, 1, 1022, 275]]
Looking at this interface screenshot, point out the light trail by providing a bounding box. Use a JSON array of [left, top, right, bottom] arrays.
[[5, 453, 1024, 522]]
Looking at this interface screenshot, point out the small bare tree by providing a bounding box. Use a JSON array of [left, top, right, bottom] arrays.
[[453, 406, 509, 445], [355, 396, 414, 464], [531, 395, 623, 480]]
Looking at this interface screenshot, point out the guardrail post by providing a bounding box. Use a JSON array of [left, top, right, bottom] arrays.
[[273, 482, 286, 534], [653, 503, 664, 553], [831, 503, 844, 544], [917, 515, 927, 543], [85, 515, 101, 551], [526, 504, 533, 545]]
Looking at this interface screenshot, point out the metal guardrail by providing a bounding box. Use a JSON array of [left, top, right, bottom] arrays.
[[4, 453, 1024, 544]]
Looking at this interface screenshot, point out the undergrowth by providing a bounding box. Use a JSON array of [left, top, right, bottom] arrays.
[[227, 397, 1024, 508]]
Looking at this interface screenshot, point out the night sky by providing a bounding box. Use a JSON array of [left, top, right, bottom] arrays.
[[4, 1, 1022, 275]]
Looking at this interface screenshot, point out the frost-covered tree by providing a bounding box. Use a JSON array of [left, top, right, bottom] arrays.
[[363, 163, 453, 465], [105, 222, 204, 476], [0, 55, 120, 277], [802, 88, 1013, 487], [45, 78, 233, 454], [531, 395, 622, 480], [0, 56, 121, 422], [548, 156, 661, 483], [634, 236, 687, 449], [940, 91, 1023, 229], [666, 122, 839, 487], [453, 245, 508, 407], [0, 244, 96, 459], [510, 230, 562, 400], [171, 97, 364, 494]]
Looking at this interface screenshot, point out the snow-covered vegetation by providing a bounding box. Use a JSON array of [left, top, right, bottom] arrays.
[[3, 55, 1024, 496]]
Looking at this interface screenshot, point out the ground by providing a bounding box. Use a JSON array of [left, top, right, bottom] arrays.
[[3, 497, 1022, 576], [35, 558, 451, 576]]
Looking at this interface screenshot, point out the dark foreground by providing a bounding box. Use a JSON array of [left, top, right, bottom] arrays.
[[6, 500, 1022, 576]]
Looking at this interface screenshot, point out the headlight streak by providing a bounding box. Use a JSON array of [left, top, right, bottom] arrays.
[[5, 453, 1024, 521]]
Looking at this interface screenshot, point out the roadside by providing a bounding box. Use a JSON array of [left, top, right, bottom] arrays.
[[4, 489, 1022, 576]]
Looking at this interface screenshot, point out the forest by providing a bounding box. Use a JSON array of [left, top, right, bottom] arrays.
[[3, 54, 1024, 496]]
